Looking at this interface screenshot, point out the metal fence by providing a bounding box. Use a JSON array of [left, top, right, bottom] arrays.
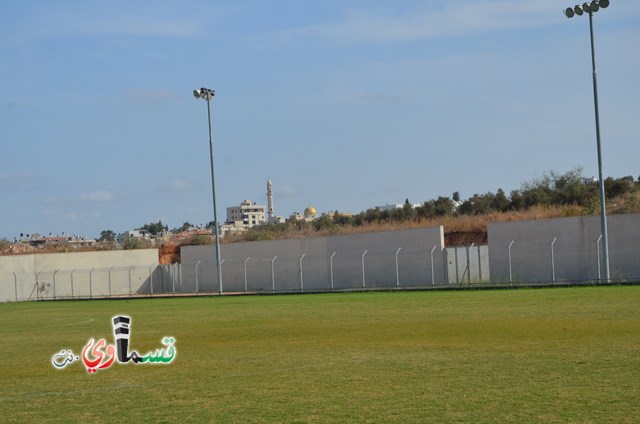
[[2, 265, 159, 302], [172, 246, 491, 294], [1, 246, 450, 301], [162, 246, 450, 295], [2, 240, 638, 302], [487, 214, 640, 284], [489, 235, 640, 284]]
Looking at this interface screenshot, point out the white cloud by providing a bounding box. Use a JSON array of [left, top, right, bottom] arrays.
[[78, 191, 114, 202], [284, 0, 580, 43], [0, 4, 205, 48], [277, 185, 300, 197], [0, 171, 33, 187], [79, 18, 202, 39], [170, 179, 192, 191], [62, 212, 81, 221]]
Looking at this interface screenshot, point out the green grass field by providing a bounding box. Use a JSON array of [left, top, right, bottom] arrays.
[[1, 286, 639, 423]]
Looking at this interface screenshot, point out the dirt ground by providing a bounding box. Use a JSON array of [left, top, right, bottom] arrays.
[[444, 230, 487, 247], [158, 243, 180, 264]]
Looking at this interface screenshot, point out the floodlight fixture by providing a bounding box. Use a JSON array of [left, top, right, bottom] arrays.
[[565, 1, 610, 18], [193, 87, 214, 101]]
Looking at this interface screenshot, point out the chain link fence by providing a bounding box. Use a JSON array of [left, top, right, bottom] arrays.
[[2, 265, 158, 302], [3, 216, 640, 301], [172, 247, 449, 295]]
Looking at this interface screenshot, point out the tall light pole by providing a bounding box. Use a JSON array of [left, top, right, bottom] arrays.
[[563, 0, 611, 282], [193, 87, 223, 292]]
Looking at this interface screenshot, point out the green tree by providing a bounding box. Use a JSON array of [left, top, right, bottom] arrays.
[[605, 176, 635, 199], [434, 196, 454, 217], [333, 213, 353, 226], [352, 213, 365, 227], [492, 188, 510, 212], [138, 220, 167, 235], [416, 201, 436, 219], [457, 199, 474, 215], [314, 214, 334, 231], [177, 222, 195, 232], [360, 208, 382, 224], [401, 201, 416, 221], [122, 235, 142, 250], [457, 193, 496, 215], [98, 230, 116, 243], [550, 166, 593, 205], [509, 190, 524, 210], [518, 169, 559, 207], [515, 167, 593, 208]]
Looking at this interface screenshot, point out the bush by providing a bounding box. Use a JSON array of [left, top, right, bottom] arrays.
[[186, 235, 212, 246], [122, 236, 143, 250], [0, 239, 10, 253]]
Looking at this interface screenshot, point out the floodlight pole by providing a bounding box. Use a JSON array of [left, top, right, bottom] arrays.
[[194, 87, 223, 293], [587, 10, 610, 283], [564, 2, 611, 282]]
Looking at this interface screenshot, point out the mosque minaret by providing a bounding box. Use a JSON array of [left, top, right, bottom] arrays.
[[267, 179, 275, 222]]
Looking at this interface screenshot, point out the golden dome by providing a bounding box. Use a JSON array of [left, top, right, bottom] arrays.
[[304, 206, 317, 217]]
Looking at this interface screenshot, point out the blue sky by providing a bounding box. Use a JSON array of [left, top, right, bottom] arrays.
[[1, 0, 639, 240]]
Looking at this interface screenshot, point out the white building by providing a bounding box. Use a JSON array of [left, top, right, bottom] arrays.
[[119, 229, 152, 241], [221, 180, 287, 236], [226, 200, 267, 229]]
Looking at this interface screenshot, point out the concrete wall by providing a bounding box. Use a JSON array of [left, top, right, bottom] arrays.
[[3, 213, 639, 301], [181, 227, 446, 293], [488, 214, 640, 283], [0, 249, 159, 301]]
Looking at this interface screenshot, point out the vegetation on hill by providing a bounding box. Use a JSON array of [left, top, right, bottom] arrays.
[[226, 167, 640, 245]]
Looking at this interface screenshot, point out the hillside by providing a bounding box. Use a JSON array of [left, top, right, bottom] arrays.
[[224, 198, 639, 248], [224, 171, 640, 249], [3, 174, 639, 264]]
